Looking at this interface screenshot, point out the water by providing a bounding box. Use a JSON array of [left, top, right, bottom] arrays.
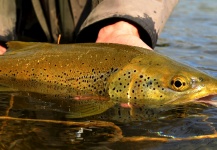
[[1, 1, 217, 149], [156, 0, 217, 77]]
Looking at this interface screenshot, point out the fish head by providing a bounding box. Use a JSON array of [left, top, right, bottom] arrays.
[[108, 54, 217, 106]]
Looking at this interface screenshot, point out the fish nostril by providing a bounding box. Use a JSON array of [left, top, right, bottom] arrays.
[[199, 77, 203, 82]]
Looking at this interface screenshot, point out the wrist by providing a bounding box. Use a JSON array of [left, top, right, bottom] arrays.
[[97, 21, 140, 41], [96, 21, 152, 50]]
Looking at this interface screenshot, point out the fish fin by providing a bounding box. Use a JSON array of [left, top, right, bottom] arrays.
[[66, 100, 115, 119], [0, 85, 18, 92], [6, 41, 46, 51]]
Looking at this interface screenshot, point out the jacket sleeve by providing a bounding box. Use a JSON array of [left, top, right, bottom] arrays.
[[0, 0, 16, 42], [76, 0, 178, 48]]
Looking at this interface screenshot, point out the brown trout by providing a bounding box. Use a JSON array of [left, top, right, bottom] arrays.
[[1, 41, 217, 109]]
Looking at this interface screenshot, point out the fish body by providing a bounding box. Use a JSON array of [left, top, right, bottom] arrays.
[[1, 41, 217, 107]]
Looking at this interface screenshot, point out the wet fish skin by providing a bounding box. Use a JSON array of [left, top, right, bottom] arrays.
[[0, 41, 217, 107]]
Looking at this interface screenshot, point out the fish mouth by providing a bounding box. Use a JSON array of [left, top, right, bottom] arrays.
[[195, 95, 217, 106]]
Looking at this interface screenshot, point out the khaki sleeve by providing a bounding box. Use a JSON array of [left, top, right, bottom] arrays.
[[76, 0, 178, 48]]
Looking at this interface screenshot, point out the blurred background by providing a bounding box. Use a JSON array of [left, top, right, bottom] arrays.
[[156, 0, 217, 77]]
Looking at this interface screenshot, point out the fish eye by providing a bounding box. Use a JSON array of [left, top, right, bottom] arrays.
[[170, 76, 188, 91]]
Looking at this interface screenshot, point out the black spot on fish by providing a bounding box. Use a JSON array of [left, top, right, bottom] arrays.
[[140, 75, 143, 78], [134, 70, 137, 72], [114, 68, 118, 72]]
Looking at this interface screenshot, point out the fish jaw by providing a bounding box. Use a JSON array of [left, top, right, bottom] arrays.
[[193, 76, 217, 105], [195, 95, 217, 106], [193, 84, 217, 105]]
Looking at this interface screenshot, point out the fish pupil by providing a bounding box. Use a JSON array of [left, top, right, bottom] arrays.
[[174, 80, 182, 88]]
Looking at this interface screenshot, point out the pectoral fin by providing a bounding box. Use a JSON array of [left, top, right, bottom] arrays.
[[66, 100, 115, 119], [0, 85, 18, 92]]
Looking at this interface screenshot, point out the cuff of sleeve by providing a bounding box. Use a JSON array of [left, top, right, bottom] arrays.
[[75, 0, 166, 48]]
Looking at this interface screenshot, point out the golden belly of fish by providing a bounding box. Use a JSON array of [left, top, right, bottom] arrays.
[[0, 41, 217, 106]]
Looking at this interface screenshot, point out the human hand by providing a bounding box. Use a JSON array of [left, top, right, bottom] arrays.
[[96, 21, 152, 50], [0, 45, 6, 55]]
